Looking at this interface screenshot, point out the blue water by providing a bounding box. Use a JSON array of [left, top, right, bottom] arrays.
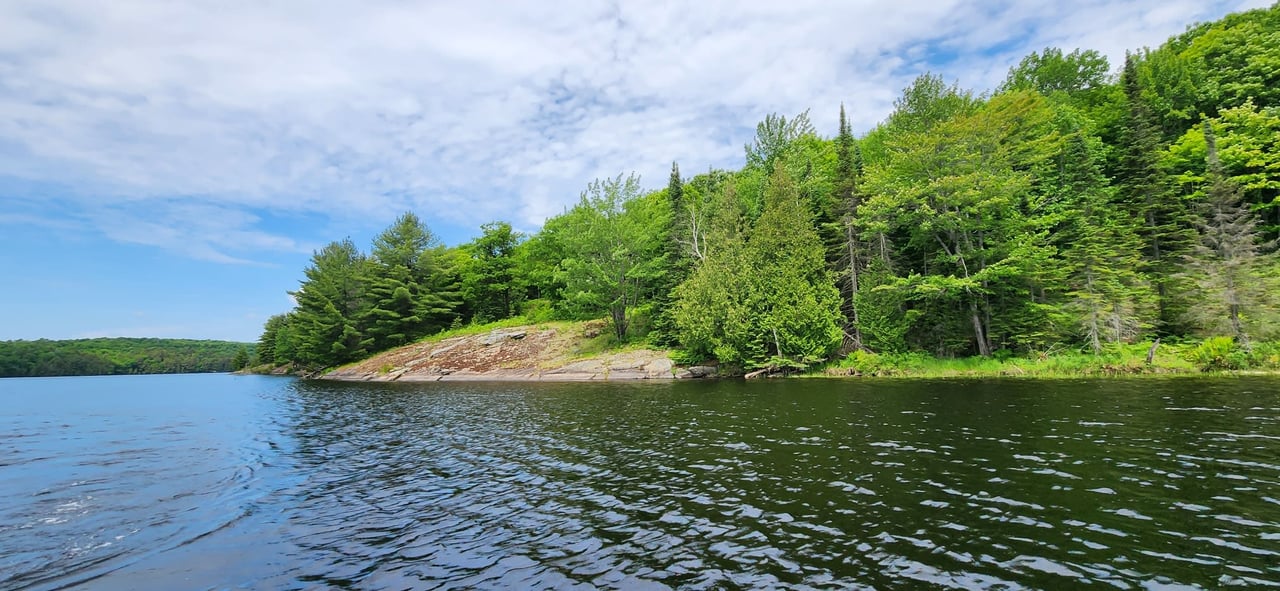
[[2, 373, 1279, 589]]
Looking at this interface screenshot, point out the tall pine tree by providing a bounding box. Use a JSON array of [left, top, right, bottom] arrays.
[[1117, 53, 1192, 332], [1056, 133, 1156, 351], [832, 104, 865, 351]]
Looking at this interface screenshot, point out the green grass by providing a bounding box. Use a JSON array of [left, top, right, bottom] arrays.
[[818, 340, 1280, 379], [416, 316, 568, 343]]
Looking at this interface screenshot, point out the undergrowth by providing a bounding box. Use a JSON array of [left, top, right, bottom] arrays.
[[822, 339, 1280, 378]]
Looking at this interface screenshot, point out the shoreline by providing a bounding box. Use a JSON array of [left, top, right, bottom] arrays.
[[249, 321, 1279, 383]]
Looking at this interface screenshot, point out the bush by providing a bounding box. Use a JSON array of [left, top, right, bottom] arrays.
[[1187, 337, 1246, 371], [1250, 342, 1280, 369], [520, 299, 558, 323]]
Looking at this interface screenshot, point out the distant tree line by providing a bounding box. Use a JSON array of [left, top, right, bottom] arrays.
[[258, 5, 1280, 371], [0, 338, 254, 377]]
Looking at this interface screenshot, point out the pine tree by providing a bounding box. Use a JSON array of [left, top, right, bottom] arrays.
[[256, 314, 288, 365], [1181, 121, 1279, 348], [231, 347, 250, 371], [832, 104, 865, 351], [1056, 133, 1155, 352], [361, 213, 458, 351], [1117, 53, 1192, 331], [291, 239, 368, 367]]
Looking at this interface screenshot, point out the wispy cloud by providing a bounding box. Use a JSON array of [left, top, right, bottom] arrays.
[[0, 0, 1269, 260]]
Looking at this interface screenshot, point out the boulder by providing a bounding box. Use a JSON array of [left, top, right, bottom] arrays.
[[676, 365, 718, 379]]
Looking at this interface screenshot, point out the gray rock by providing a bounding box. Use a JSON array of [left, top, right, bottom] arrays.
[[676, 365, 718, 379], [478, 329, 527, 346], [643, 358, 674, 377], [606, 369, 649, 380]]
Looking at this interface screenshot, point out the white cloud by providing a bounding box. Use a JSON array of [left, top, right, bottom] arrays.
[[0, 0, 1267, 259]]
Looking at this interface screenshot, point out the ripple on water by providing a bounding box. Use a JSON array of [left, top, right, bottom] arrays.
[[3, 376, 1280, 589]]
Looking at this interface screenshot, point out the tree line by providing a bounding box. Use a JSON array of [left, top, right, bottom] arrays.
[[0, 338, 254, 377], [258, 5, 1280, 371]]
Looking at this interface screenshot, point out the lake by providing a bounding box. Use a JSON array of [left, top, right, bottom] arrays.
[[1, 374, 1278, 589]]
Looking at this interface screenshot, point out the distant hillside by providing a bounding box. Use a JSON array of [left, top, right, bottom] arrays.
[[0, 338, 254, 378]]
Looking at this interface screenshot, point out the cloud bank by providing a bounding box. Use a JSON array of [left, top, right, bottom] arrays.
[[0, 0, 1268, 260]]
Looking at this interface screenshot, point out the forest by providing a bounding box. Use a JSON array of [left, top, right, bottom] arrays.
[[0, 338, 254, 378], [256, 5, 1280, 374]]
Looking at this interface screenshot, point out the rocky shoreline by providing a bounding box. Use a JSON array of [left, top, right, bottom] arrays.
[[321, 324, 719, 382]]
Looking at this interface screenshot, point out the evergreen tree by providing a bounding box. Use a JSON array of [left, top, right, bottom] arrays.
[[1055, 133, 1156, 351], [832, 104, 865, 351], [649, 163, 690, 346], [748, 165, 844, 367], [362, 213, 458, 351], [673, 165, 841, 369], [291, 239, 368, 366], [231, 347, 250, 371], [1117, 53, 1192, 331], [256, 314, 288, 365], [1181, 121, 1279, 348], [460, 221, 523, 323]]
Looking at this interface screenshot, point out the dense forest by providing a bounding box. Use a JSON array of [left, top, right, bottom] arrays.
[[0, 338, 254, 378], [257, 5, 1280, 373]]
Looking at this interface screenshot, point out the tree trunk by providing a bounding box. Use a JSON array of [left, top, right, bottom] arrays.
[[845, 223, 864, 351], [1085, 269, 1101, 354], [611, 306, 628, 341], [970, 301, 991, 357]]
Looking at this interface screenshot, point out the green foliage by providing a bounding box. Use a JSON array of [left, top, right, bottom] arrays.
[[1187, 336, 1247, 371], [860, 90, 1061, 356], [256, 313, 287, 365], [672, 165, 842, 369], [556, 174, 670, 341], [459, 221, 524, 323], [231, 347, 250, 371], [0, 338, 253, 377], [289, 238, 368, 367], [744, 110, 817, 171], [1165, 101, 1280, 236], [261, 214, 463, 369], [1000, 47, 1110, 97], [362, 212, 460, 351], [1179, 121, 1280, 347], [828, 341, 1201, 378], [1142, 4, 1280, 130]]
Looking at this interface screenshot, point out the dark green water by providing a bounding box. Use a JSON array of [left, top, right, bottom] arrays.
[[2, 374, 1278, 589]]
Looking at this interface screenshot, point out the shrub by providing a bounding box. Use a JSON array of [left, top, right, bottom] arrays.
[[1187, 337, 1245, 371]]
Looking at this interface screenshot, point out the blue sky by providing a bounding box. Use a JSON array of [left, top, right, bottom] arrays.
[[0, 0, 1269, 342]]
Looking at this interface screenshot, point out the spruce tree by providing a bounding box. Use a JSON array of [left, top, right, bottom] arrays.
[[1057, 133, 1155, 352], [649, 162, 689, 346], [1117, 53, 1192, 331], [832, 104, 864, 351], [1181, 121, 1279, 348]]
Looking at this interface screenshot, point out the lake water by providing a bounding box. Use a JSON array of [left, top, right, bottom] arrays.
[[1, 374, 1278, 590]]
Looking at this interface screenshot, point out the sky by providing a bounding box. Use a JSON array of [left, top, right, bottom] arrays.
[[0, 0, 1271, 342]]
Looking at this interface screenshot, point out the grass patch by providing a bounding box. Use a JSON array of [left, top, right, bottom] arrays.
[[417, 316, 570, 343], [819, 340, 1229, 378]]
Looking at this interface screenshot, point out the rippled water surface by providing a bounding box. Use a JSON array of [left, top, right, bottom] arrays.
[[2, 374, 1279, 589]]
